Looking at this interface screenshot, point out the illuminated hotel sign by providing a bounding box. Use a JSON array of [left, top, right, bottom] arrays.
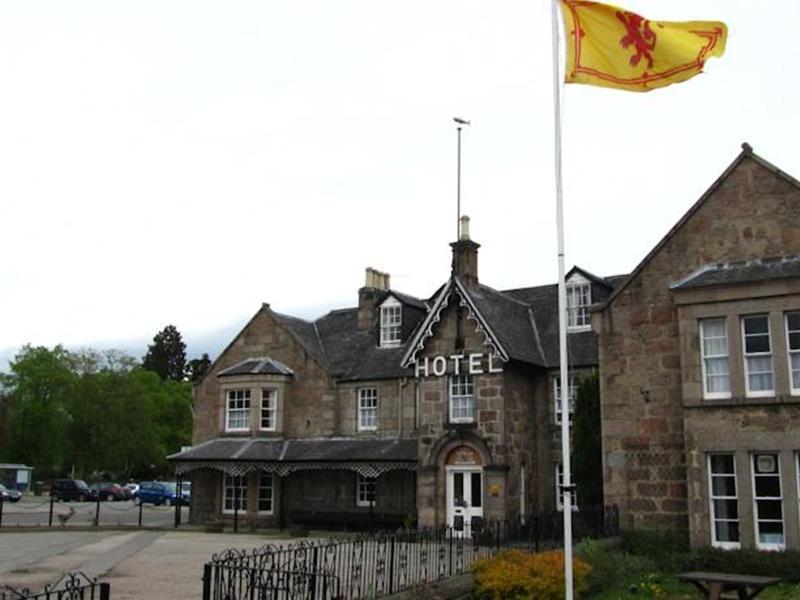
[[414, 353, 503, 378]]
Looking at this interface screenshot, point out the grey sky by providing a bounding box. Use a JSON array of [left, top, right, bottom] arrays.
[[2, 1, 799, 367]]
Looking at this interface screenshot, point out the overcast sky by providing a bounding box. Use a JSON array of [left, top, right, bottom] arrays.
[[2, 1, 799, 369]]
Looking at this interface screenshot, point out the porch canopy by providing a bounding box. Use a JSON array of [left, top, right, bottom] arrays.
[[168, 437, 417, 478]]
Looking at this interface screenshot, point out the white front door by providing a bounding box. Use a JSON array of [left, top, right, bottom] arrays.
[[446, 467, 483, 534]]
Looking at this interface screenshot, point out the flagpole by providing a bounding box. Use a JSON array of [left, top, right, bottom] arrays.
[[550, 1, 574, 599]]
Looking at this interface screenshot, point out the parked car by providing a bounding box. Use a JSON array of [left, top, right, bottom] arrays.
[[124, 482, 140, 499], [50, 479, 96, 502], [0, 483, 22, 503], [135, 481, 188, 506], [89, 482, 127, 502]]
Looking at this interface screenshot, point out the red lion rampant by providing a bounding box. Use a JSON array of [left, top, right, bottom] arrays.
[[616, 10, 657, 69]]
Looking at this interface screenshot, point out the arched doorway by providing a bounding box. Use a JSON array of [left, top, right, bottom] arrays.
[[444, 445, 484, 533]]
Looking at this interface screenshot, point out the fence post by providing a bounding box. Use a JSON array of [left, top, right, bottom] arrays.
[[138, 500, 143, 527], [309, 544, 319, 600], [174, 474, 182, 529], [49, 494, 54, 527], [202, 563, 212, 600], [95, 495, 101, 527], [0, 493, 4, 527], [100, 581, 111, 600], [387, 537, 395, 595], [448, 529, 453, 576]]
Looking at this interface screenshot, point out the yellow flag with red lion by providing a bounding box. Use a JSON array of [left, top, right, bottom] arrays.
[[560, 1, 727, 92]]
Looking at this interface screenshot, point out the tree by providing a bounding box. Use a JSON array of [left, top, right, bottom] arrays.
[[572, 372, 603, 506], [142, 325, 186, 382], [186, 353, 212, 383]]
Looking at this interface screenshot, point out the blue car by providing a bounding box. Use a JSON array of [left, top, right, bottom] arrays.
[[135, 481, 188, 506]]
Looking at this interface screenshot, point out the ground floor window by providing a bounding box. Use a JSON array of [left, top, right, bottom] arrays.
[[258, 473, 274, 514], [222, 474, 247, 514], [356, 474, 376, 507], [708, 454, 739, 548], [752, 453, 784, 550]]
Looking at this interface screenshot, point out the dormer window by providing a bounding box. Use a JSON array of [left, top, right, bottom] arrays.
[[380, 297, 402, 347], [566, 275, 592, 331]]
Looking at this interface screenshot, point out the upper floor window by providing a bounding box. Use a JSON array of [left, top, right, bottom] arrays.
[[260, 389, 277, 431], [786, 312, 800, 395], [358, 388, 378, 431], [449, 375, 475, 423], [566, 281, 592, 331], [554, 375, 577, 424], [356, 474, 376, 507], [708, 454, 739, 549], [380, 297, 402, 347], [700, 318, 731, 400], [226, 389, 250, 431], [742, 315, 774, 397]]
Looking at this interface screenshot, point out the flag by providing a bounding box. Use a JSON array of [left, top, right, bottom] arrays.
[[560, 1, 727, 92]]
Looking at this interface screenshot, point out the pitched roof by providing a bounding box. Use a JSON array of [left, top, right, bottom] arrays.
[[671, 255, 800, 290], [218, 357, 295, 377]]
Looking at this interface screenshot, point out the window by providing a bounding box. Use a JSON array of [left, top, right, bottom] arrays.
[[566, 282, 591, 330], [222, 474, 247, 514], [787, 312, 800, 395], [742, 315, 774, 397], [226, 389, 251, 431], [260, 389, 277, 431], [751, 453, 784, 550], [358, 388, 378, 431], [449, 375, 475, 423], [380, 298, 402, 347], [708, 454, 739, 548], [258, 474, 274, 514], [555, 463, 578, 511], [700, 318, 731, 399], [356, 474, 376, 507], [554, 375, 577, 424]]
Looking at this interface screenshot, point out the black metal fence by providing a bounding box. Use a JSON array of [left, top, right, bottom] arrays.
[[0, 572, 110, 600], [202, 505, 619, 600]]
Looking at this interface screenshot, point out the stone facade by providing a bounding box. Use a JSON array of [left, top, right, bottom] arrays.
[[594, 146, 800, 549]]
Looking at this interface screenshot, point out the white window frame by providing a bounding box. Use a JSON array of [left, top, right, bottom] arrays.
[[449, 375, 475, 423], [566, 277, 592, 332], [225, 389, 251, 432], [257, 473, 274, 515], [786, 312, 800, 396], [700, 318, 732, 400], [742, 315, 774, 398], [708, 453, 740, 549], [751, 453, 785, 550], [358, 388, 378, 431], [554, 375, 577, 425], [259, 388, 277, 431], [222, 474, 247, 514], [379, 297, 402, 348], [356, 474, 376, 508], [555, 463, 578, 512]]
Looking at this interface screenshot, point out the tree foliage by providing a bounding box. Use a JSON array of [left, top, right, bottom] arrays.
[[141, 324, 186, 382], [572, 372, 603, 506], [186, 353, 212, 383], [0, 345, 192, 480]]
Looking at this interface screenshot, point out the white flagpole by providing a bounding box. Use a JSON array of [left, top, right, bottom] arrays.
[[550, 1, 574, 599]]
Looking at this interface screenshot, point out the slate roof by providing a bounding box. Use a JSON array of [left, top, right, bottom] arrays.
[[169, 437, 417, 463], [218, 357, 295, 377], [671, 256, 800, 290]]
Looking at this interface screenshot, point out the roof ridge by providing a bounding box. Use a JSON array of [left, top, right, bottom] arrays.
[[477, 283, 537, 309]]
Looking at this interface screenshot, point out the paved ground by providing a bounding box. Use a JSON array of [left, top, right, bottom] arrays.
[[0, 529, 300, 599]]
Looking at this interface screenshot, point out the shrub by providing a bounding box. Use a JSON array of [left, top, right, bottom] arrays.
[[472, 549, 591, 599], [686, 547, 800, 582], [576, 538, 657, 594]]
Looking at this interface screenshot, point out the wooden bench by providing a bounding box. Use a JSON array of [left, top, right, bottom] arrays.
[[676, 571, 781, 599]]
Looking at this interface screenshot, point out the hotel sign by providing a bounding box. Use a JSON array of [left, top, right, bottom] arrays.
[[414, 352, 503, 378]]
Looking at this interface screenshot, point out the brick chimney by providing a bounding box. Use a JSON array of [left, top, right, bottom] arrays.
[[450, 215, 479, 288], [358, 267, 390, 329]]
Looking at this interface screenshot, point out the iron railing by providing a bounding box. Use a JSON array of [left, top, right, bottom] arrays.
[[0, 572, 110, 600], [202, 505, 618, 600]]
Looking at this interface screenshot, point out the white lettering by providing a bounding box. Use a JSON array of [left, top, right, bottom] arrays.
[[432, 356, 447, 377], [415, 357, 429, 378], [488, 354, 504, 373], [468, 353, 483, 375], [449, 354, 464, 375]]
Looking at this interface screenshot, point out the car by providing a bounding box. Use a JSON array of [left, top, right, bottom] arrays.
[[135, 481, 188, 507], [50, 479, 95, 502], [0, 483, 22, 503], [124, 482, 140, 499], [89, 482, 127, 502]]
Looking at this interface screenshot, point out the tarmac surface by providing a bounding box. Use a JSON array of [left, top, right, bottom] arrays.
[[0, 529, 301, 599]]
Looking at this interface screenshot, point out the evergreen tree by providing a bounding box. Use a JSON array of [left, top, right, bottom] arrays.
[[572, 372, 604, 506], [142, 325, 186, 381], [186, 353, 212, 383]]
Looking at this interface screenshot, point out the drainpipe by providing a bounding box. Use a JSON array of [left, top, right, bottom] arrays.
[[398, 377, 408, 437]]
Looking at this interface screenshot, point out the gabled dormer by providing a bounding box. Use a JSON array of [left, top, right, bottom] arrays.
[[565, 266, 614, 333], [379, 295, 402, 348]]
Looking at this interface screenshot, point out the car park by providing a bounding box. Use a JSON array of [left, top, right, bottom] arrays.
[[50, 479, 95, 502], [0, 483, 22, 502], [90, 482, 127, 501], [135, 481, 188, 506]]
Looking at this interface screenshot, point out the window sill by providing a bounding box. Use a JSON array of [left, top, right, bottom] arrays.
[[445, 421, 477, 431]]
